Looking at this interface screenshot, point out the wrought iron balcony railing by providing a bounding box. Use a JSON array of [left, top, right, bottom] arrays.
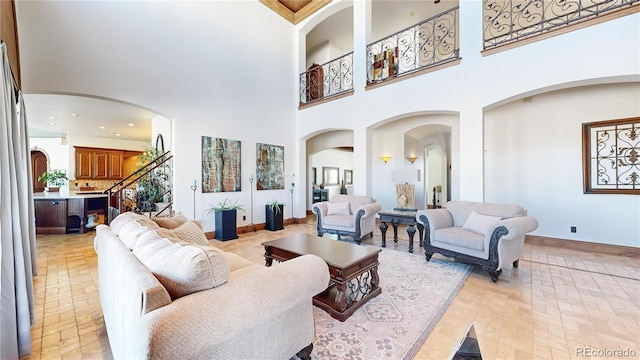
[[299, 52, 354, 105], [367, 6, 460, 85], [484, 0, 640, 50]]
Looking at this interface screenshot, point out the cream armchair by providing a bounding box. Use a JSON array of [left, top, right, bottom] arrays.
[[416, 201, 538, 282], [312, 195, 382, 244]]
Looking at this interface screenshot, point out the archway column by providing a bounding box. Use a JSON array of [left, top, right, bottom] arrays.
[[458, 107, 483, 201], [353, 127, 372, 195]]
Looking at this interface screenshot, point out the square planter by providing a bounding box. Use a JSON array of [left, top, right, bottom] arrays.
[[215, 209, 238, 241], [265, 204, 284, 231]]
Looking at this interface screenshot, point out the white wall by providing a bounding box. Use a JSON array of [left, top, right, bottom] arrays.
[[485, 83, 640, 247], [29, 137, 69, 181]]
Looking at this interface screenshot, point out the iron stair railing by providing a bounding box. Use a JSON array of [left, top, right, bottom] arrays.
[[104, 151, 173, 222]]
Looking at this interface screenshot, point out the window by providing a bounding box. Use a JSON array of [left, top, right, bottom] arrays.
[[582, 117, 639, 194]]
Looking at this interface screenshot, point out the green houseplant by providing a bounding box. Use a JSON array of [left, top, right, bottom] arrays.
[[207, 199, 244, 241], [134, 146, 172, 213], [37, 169, 69, 192], [265, 200, 284, 231]]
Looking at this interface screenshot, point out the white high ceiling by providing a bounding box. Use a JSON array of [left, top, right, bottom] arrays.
[[16, 0, 456, 143]]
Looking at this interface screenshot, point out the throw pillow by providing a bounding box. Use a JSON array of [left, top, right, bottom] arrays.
[[462, 211, 501, 235], [118, 220, 152, 250], [133, 236, 230, 299], [171, 221, 210, 246], [109, 212, 135, 236], [327, 202, 351, 216], [153, 214, 189, 229]]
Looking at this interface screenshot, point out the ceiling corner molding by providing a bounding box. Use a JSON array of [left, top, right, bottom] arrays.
[[260, 0, 332, 25]]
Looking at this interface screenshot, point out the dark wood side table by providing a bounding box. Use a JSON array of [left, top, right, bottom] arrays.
[[379, 209, 424, 253], [262, 233, 382, 322]]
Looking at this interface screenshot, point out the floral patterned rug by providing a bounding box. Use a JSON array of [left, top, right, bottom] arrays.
[[309, 248, 473, 360]]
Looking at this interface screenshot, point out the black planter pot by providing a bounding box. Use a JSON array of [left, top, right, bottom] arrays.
[[265, 204, 284, 231], [215, 209, 238, 241]]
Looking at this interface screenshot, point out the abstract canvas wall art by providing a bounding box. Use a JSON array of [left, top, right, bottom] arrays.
[[256, 143, 284, 190], [202, 136, 241, 192]]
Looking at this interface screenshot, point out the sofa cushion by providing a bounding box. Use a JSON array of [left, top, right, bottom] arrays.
[[119, 219, 154, 250], [109, 212, 136, 236], [133, 235, 230, 299], [152, 214, 189, 229], [323, 215, 353, 228], [435, 227, 484, 251], [463, 211, 501, 235], [171, 221, 211, 246], [221, 252, 256, 272], [327, 202, 351, 216]]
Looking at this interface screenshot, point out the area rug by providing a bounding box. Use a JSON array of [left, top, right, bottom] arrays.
[[309, 248, 473, 360]]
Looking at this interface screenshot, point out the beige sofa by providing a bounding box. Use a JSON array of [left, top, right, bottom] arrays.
[[94, 212, 330, 360], [311, 194, 382, 244], [416, 201, 538, 282]]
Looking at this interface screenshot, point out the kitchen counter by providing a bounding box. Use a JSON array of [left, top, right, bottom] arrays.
[[33, 191, 107, 199], [34, 192, 109, 234]]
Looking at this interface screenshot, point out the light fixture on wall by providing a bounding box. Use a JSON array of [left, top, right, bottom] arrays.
[[380, 156, 391, 164], [408, 156, 418, 164]]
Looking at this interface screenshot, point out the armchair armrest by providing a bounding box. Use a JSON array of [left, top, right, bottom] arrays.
[[416, 209, 453, 230], [355, 202, 382, 219], [312, 202, 328, 217], [490, 216, 538, 241], [144, 254, 330, 353]]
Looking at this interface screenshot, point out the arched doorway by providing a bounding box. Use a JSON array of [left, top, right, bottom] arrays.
[[31, 150, 47, 192]]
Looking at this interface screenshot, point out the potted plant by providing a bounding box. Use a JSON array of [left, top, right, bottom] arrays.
[[134, 146, 172, 214], [37, 169, 69, 192], [206, 199, 244, 241], [265, 200, 284, 231]]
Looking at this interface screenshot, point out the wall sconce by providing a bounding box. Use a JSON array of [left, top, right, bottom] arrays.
[[408, 156, 418, 164], [380, 156, 391, 164]]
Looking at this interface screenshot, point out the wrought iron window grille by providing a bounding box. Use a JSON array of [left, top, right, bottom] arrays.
[[582, 117, 640, 194]]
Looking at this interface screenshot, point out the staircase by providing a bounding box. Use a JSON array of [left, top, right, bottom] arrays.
[[104, 151, 173, 222]]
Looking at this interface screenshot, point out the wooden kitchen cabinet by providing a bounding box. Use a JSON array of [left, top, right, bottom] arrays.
[[75, 147, 125, 180], [34, 199, 68, 234], [76, 149, 93, 178]]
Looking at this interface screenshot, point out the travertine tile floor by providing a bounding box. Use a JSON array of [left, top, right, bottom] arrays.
[[22, 218, 639, 360]]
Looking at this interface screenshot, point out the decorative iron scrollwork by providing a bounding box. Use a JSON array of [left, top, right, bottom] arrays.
[[583, 117, 640, 194], [483, 0, 639, 50]]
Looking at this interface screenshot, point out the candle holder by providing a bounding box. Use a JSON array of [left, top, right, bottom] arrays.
[[190, 181, 197, 219], [247, 174, 256, 232], [289, 182, 296, 226]]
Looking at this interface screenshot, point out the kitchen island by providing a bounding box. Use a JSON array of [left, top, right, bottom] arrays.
[[33, 191, 108, 234]]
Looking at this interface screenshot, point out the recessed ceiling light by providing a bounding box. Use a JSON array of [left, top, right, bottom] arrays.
[[99, 126, 106, 130], [71, 113, 79, 117], [49, 116, 55, 120], [127, 123, 135, 127], [49, 122, 56, 126], [112, 132, 121, 137]]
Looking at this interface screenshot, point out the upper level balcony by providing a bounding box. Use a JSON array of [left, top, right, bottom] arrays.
[[298, 0, 639, 108]]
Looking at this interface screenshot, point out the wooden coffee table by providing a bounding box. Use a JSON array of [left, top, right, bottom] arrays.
[[262, 233, 382, 322]]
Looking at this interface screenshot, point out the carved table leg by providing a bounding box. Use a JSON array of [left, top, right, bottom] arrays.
[[392, 223, 399, 242], [380, 221, 388, 248], [407, 224, 416, 253], [335, 282, 348, 312], [264, 247, 273, 267], [370, 266, 380, 292]]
